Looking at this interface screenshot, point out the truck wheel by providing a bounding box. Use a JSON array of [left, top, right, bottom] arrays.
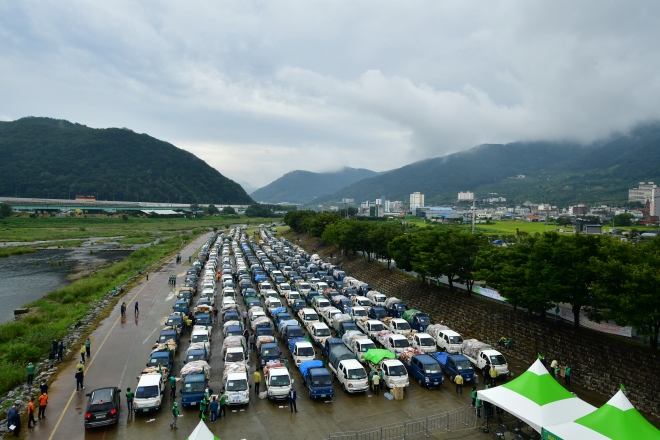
[[417, 379, 423, 387], [309, 390, 313, 399]]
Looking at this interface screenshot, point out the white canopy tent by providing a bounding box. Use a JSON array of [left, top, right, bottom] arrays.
[[477, 359, 595, 434], [187, 420, 221, 440], [542, 390, 660, 440]]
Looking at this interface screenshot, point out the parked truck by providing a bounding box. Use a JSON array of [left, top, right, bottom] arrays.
[[402, 309, 431, 332], [258, 342, 281, 368], [356, 319, 386, 339], [384, 297, 407, 318], [321, 338, 344, 359], [431, 352, 475, 383], [342, 331, 377, 362], [366, 291, 387, 307], [367, 306, 388, 321], [383, 317, 412, 336], [381, 333, 411, 355], [299, 360, 334, 400], [461, 339, 509, 378], [399, 352, 444, 388], [332, 315, 359, 337], [264, 363, 292, 400], [331, 295, 353, 313], [410, 333, 437, 353], [289, 338, 316, 367], [180, 373, 208, 408]]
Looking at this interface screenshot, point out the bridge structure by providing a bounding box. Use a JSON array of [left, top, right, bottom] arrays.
[[0, 197, 248, 213]]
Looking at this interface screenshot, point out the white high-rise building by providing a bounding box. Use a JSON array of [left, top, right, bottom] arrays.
[[629, 182, 657, 204], [651, 188, 660, 216], [410, 192, 424, 209], [458, 191, 474, 201]]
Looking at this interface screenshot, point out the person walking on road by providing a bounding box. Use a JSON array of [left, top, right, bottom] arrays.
[[243, 329, 249, 343], [209, 397, 218, 423], [250, 334, 256, 352], [80, 345, 86, 363], [219, 391, 227, 418], [75, 369, 84, 392], [170, 402, 179, 430], [169, 375, 177, 398], [243, 310, 248, 326], [471, 387, 477, 407], [489, 365, 498, 387], [126, 387, 134, 413], [85, 338, 91, 358], [213, 308, 218, 322], [372, 373, 380, 396], [146, 271, 149, 281], [40, 380, 50, 395], [57, 341, 64, 362], [38, 392, 48, 419], [27, 397, 37, 428], [254, 370, 262, 394], [26, 362, 35, 386], [134, 301, 139, 316], [120, 302, 126, 317], [6, 403, 17, 430], [565, 365, 572, 387], [455, 373, 464, 394]]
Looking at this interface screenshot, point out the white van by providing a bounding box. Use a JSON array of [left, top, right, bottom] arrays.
[[225, 372, 250, 405], [133, 374, 165, 413], [336, 359, 368, 393]]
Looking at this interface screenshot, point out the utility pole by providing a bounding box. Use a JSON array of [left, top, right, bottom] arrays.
[[471, 199, 476, 233]]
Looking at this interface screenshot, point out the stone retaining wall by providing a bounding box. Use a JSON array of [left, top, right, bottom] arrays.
[[293, 233, 659, 417]]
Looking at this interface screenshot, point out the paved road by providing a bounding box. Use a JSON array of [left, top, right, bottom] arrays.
[[29, 232, 494, 440]]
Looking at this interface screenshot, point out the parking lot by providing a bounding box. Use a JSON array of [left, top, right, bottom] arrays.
[[36, 228, 521, 440]]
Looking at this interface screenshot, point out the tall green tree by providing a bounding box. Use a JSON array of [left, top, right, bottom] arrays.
[[0, 202, 12, 218], [206, 204, 219, 215], [308, 212, 341, 238], [369, 223, 404, 269]]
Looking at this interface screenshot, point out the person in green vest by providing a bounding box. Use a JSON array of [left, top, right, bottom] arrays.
[[85, 338, 91, 358], [476, 394, 483, 418], [471, 387, 477, 407], [378, 369, 384, 392], [27, 362, 35, 385], [126, 387, 134, 414], [219, 391, 227, 418], [170, 402, 179, 430], [199, 397, 207, 420], [565, 365, 572, 387], [169, 375, 177, 398]]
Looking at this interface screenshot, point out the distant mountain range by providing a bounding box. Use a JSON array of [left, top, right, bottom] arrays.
[[0, 117, 253, 204], [312, 123, 660, 206], [251, 167, 379, 204]]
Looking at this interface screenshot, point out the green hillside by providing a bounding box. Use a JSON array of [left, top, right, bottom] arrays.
[[314, 124, 660, 206], [251, 167, 378, 204], [0, 117, 252, 204]]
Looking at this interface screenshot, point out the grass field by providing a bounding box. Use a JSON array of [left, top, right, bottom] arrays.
[[0, 216, 281, 242], [476, 220, 575, 234]]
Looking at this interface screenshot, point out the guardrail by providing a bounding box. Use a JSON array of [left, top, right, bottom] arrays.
[[326, 406, 476, 440]]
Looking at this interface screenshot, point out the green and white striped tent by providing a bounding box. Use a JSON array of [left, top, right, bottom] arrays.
[[542, 390, 660, 440], [187, 420, 221, 440], [477, 359, 595, 434]]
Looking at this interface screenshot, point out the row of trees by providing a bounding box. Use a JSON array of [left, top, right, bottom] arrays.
[[284, 210, 660, 349]]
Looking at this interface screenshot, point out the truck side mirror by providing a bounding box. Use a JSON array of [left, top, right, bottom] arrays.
[[146, 363, 149, 367]]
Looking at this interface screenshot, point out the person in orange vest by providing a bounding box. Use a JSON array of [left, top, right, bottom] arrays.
[[27, 397, 37, 428], [38, 392, 48, 419]]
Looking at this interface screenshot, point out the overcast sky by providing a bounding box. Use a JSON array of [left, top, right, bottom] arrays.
[[2, 1, 660, 190]]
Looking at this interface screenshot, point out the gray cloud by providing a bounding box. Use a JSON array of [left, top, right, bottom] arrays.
[[1, 1, 660, 187]]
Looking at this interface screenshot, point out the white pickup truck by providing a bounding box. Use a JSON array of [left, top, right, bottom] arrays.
[[309, 322, 332, 347], [382, 334, 411, 355], [290, 340, 315, 367], [258, 282, 273, 296], [335, 359, 369, 393], [356, 319, 386, 339], [352, 296, 373, 312], [436, 330, 464, 353], [378, 359, 410, 389], [343, 331, 377, 362], [285, 290, 302, 307], [461, 339, 509, 377], [366, 291, 387, 307], [386, 318, 412, 336], [411, 333, 437, 353], [319, 306, 343, 327], [298, 308, 320, 331], [265, 365, 292, 400]]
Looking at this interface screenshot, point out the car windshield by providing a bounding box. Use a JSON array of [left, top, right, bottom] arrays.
[[226, 379, 248, 391], [358, 299, 371, 306], [288, 293, 300, 299], [227, 330, 242, 336], [197, 318, 211, 325], [136, 385, 159, 398], [280, 285, 290, 290], [305, 313, 319, 321], [188, 355, 204, 362], [312, 376, 333, 386], [288, 328, 304, 338], [448, 336, 463, 344], [270, 375, 290, 387], [353, 309, 366, 317], [370, 324, 384, 331], [226, 352, 244, 362], [372, 310, 386, 319], [192, 334, 208, 343], [420, 338, 435, 346], [360, 342, 376, 352], [389, 365, 407, 376], [395, 304, 406, 311], [456, 360, 472, 371], [347, 368, 366, 380], [300, 284, 310, 290], [424, 364, 441, 374], [262, 347, 279, 356], [159, 335, 173, 343], [167, 318, 182, 326], [316, 328, 331, 337], [418, 317, 431, 325], [394, 339, 410, 348], [490, 355, 507, 366], [184, 382, 206, 393], [298, 346, 315, 356], [150, 357, 169, 366], [396, 322, 411, 330]]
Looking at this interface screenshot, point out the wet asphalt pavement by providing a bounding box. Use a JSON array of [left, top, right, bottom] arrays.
[[30, 233, 510, 440]]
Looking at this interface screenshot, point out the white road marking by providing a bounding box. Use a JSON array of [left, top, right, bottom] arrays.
[[143, 327, 159, 344]]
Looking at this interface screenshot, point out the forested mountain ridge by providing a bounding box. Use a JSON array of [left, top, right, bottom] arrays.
[[314, 123, 660, 206], [251, 167, 378, 204], [0, 117, 252, 204]]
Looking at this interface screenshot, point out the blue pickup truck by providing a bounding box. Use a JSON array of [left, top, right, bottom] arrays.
[[400, 354, 444, 388], [258, 342, 281, 367], [180, 373, 207, 408], [157, 329, 180, 345], [432, 352, 476, 384], [147, 350, 174, 371], [299, 360, 334, 399], [321, 338, 344, 359]]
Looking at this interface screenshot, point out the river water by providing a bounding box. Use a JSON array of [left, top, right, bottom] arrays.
[[0, 245, 132, 324]]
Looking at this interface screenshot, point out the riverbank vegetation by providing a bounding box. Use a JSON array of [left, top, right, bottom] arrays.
[[0, 230, 205, 395], [0, 245, 36, 258]]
